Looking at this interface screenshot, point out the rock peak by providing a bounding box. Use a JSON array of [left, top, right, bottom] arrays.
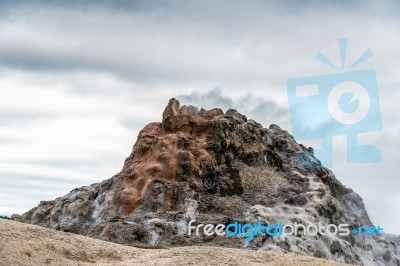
[[162, 98, 180, 124], [19, 98, 399, 265]]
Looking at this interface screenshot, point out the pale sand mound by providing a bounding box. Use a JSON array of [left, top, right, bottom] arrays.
[[0, 219, 349, 266]]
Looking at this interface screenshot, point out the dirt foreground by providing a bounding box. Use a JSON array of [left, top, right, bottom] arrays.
[[0, 219, 349, 266]]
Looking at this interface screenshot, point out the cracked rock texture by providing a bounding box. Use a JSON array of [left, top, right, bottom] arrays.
[[20, 98, 399, 265]]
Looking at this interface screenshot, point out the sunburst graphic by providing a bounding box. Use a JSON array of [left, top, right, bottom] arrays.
[[315, 39, 373, 70]]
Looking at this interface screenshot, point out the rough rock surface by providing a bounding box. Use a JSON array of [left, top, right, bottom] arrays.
[[20, 98, 399, 265]]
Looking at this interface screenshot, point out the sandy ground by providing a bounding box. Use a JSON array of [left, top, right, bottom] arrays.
[[0, 219, 349, 266]]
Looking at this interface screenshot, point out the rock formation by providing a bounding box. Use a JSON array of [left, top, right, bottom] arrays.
[[19, 98, 399, 265]]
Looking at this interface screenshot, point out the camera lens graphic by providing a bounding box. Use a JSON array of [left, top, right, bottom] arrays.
[[327, 81, 371, 125]]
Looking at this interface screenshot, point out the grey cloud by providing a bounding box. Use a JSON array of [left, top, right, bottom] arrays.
[[0, 136, 18, 143], [0, 171, 87, 186], [119, 118, 154, 131], [178, 88, 289, 128], [0, 0, 398, 87], [1, 157, 124, 173], [0, 110, 62, 126], [0, 0, 393, 16]]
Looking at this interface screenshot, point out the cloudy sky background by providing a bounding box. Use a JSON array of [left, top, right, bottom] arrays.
[[0, 1, 399, 234]]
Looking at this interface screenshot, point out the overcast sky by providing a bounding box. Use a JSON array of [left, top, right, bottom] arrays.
[[0, 1, 399, 234]]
